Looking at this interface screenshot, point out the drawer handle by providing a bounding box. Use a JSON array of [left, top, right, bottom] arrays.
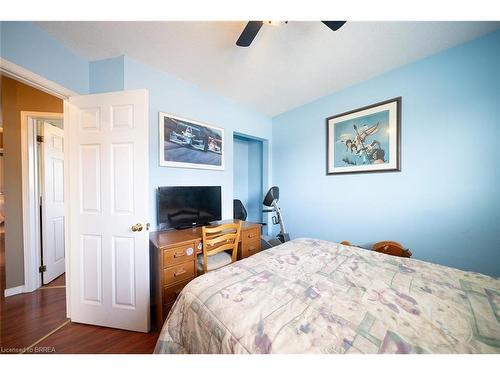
[[248, 233, 257, 238], [174, 269, 187, 277], [248, 246, 256, 251], [173, 252, 185, 258]]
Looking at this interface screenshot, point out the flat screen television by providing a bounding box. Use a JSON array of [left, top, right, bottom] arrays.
[[157, 186, 221, 229]]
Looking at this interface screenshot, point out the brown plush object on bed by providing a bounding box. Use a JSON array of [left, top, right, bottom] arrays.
[[372, 241, 412, 258]]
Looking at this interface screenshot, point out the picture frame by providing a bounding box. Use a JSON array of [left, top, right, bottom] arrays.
[[326, 97, 401, 175], [159, 112, 225, 170]]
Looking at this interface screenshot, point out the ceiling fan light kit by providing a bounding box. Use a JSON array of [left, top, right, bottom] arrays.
[[236, 20, 347, 47], [266, 21, 283, 27]]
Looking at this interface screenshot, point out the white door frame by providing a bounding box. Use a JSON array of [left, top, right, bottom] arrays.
[[1, 58, 76, 318], [21, 112, 64, 293]]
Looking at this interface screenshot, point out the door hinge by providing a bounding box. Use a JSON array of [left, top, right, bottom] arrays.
[[39, 265, 47, 273], [37, 135, 44, 143]]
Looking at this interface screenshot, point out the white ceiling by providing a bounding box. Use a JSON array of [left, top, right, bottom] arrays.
[[36, 21, 500, 116]]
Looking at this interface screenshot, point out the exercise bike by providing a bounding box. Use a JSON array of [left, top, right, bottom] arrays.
[[233, 186, 290, 250]]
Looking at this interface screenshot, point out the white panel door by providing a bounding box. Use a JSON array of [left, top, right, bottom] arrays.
[[41, 121, 66, 284], [68, 90, 150, 332]]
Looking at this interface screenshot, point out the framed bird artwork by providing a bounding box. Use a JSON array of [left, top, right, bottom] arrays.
[[326, 97, 401, 175]]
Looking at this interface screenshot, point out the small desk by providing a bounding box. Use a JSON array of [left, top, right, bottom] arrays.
[[150, 220, 262, 328]]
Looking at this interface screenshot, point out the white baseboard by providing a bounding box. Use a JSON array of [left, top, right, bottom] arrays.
[[4, 285, 26, 297]]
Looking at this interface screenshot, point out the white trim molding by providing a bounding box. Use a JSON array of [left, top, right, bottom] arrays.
[[0, 58, 77, 99], [21, 112, 64, 293], [63, 101, 72, 318], [2, 59, 75, 317], [4, 285, 26, 297]]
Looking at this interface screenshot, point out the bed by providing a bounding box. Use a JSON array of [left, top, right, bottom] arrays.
[[154, 238, 500, 354]]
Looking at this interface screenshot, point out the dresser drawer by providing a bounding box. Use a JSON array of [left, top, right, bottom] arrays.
[[241, 238, 261, 259], [163, 261, 196, 285], [163, 243, 196, 267], [242, 227, 260, 243], [163, 279, 191, 304]]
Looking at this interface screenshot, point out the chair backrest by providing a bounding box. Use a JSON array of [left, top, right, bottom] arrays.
[[233, 199, 247, 221], [201, 221, 242, 273]]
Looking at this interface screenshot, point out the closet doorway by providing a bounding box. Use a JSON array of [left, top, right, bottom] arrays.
[[233, 133, 264, 223]]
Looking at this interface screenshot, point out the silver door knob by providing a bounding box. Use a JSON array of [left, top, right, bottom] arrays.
[[131, 223, 143, 232]]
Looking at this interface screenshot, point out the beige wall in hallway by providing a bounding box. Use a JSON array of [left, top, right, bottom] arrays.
[[1, 76, 63, 289]]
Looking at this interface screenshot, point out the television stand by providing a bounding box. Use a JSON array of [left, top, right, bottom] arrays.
[[149, 219, 262, 328]]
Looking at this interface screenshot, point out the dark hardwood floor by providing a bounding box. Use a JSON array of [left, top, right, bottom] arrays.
[[1, 258, 159, 354], [1, 285, 68, 351], [1, 283, 159, 354], [0, 229, 4, 301], [31, 322, 159, 354], [2, 284, 159, 354], [43, 273, 65, 288]]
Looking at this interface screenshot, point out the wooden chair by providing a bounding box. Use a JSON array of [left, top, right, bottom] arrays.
[[198, 221, 242, 274]]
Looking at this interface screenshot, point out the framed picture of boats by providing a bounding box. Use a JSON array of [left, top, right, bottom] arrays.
[[159, 112, 224, 170], [326, 97, 401, 175]]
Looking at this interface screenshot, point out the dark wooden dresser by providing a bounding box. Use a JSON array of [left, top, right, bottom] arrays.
[[149, 219, 262, 328]]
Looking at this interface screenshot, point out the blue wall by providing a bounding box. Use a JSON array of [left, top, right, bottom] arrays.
[[123, 57, 272, 229], [233, 136, 250, 212], [3, 22, 498, 276], [0, 22, 273, 230], [247, 139, 263, 222], [0, 22, 89, 94], [0, 23, 273, 289], [272, 30, 500, 276], [89, 56, 125, 93], [233, 135, 264, 223]]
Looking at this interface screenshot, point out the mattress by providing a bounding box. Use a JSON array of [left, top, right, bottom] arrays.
[[155, 238, 500, 354]]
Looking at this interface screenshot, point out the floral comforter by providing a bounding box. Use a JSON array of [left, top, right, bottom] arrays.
[[155, 238, 500, 354]]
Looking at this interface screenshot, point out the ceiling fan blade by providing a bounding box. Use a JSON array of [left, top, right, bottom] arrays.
[[321, 21, 347, 31], [236, 21, 264, 47]]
